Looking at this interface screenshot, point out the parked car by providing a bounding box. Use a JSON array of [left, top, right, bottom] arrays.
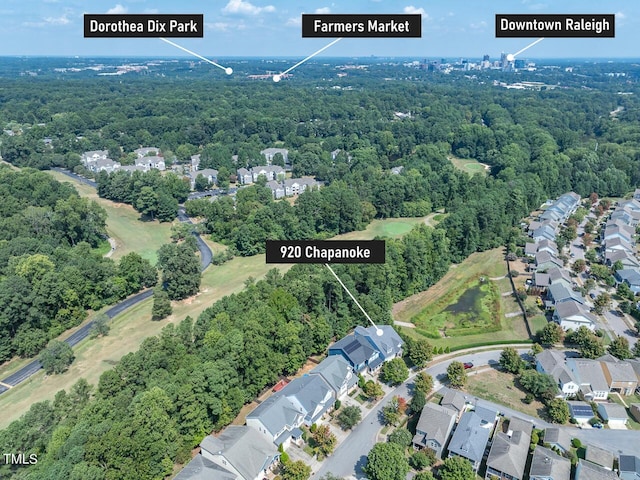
[[592, 423, 603, 429], [463, 362, 474, 369]]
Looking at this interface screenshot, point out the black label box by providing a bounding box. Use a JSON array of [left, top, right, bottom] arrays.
[[266, 240, 386, 264]]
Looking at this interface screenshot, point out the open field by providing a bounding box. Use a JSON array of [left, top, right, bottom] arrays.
[[448, 155, 489, 176], [0, 254, 292, 429], [393, 248, 532, 349], [47, 170, 173, 264], [465, 369, 547, 419], [333, 212, 443, 241]]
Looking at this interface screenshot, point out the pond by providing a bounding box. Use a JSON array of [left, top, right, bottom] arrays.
[[444, 285, 485, 316]]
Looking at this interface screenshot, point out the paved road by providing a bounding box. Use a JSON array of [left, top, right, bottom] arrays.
[[315, 348, 529, 478], [0, 289, 154, 389], [0, 171, 215, 393]]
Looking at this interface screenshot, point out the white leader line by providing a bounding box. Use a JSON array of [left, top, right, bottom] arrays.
[[279, 37, 343, 76], [325, 263, 383, 335], [513, 37, 545, 57], [159, 37, 232, 74]]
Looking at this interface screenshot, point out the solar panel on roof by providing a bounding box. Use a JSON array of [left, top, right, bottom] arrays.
[[570, 405, 593, 417], [344, 340, 361, 354]]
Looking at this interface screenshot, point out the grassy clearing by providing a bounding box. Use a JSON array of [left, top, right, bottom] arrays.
[[448, 155, 489, 176], [334, 213, 442, 241], [394, 248, 532, 349], [47, 171, 173, 264], [0, 255, 293, 429], [465, 369, 547, 419]]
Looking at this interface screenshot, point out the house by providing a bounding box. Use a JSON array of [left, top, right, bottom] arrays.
[[484, 416, 533, 480], [611, 208, 640, 227], [605, 250, 640, 269], [533, 251, 564, 272], [529, 446, 571, 480], [620, 454, 640, 480], [283, 178, 318, 196], [535, 350, 580, 398], [246, 372, 335, 448], [252, 165, 285, 182], [552, 300, 597, 332], [531, 222, 558, 242], [174, 426, 279, 480], [628, 359, 640, 385], [567, 401, 594, 423], [584, 443, 614, 470], [604, 236, 634, 254], [634, 189, 640, 201], [134, 147, 160, 158], [190, 169, 218, 189], [190, 154, 201, 172], [604, 222, 635, 241], [447, 410, 492, 472], [354, 325, 404, 362], [597, 402, 628, 428], [86, 157, 121, 173], [135, 155, 165, 171], [575, 459, 618, 480], [237, 168, 252, 185], [267, 180, 286, 199], [328, 334, 381, 373], [546, 282, 585, 309], [260, 148, 288, 165], [81, 149, 109, 164], [615, 269, 640, 295], [532, 267, 571, 292], [567, 359, 609, 401], [600, 356, 638, 395], [308, 355, 357, 400], [440, 390, 468, 420], [412, 403, 457, 458], [525, 239, 559, 257], [390, 166, 404, 175], [542, 427, 572, 454]]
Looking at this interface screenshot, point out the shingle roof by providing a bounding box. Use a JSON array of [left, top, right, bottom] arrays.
[[576, 459, 618, 480], [330, 334, 376, 367], [309, 355, 356, 395], [543, 427, 571, 451], [174, 454, 236, 480], [597, 402, 628, 421], [620, 455, 640, 475], [200, 426, 278, 480], [554, 300, 596, 323], [246, 395, 304, 437], [413, 403, 456, 449], [485, 416, 533, 479], [447, 411, 491, 463], [440, 390, 467, 413], [585, 443, 615, 469], [530, 446, 571, 480], [548, 282, 584, 304], [354, 325, 403, 360]]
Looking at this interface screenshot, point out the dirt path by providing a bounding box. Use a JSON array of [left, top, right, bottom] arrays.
[[104, 237, 117, 258]]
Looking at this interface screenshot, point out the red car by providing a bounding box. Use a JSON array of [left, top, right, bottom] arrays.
[[463, 362, 474, 369]]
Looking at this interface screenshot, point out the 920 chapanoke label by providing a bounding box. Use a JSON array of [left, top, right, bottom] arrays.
[[266, 240, 385, 264]]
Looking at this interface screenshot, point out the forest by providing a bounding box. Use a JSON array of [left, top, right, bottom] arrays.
[[1, 61, 640, 478], [0, 167, 157, 363]]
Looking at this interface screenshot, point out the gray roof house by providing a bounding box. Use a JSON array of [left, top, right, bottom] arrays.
[[447, 410, 492, 472], [190, 154, 201, 171], [552, 300, 597, 332], [81, 149, 109, 163], [604, 236, 634, 254], [575, 459, 619, 480], [134, 147, 160, 157], [440, 390, 468, 419], [237, 168, 252, 185], [354, 325, 404, 362], [260, 148, 288, 164], [328, 334, 380, 373], [190, 169, 218, 189], [620, 454, 640, 480], [597, 402, 628, 426], [567, 401, 595, 422], [615, 269, 640, 294], [600, 356, 638, 396], [134, 155, 165, 171], [283, 178, 318, 196], [412, 403, 457, 458], [534, 251, 564, 271], [535, 349, 580, 398], [484, 416, 533, 480], [543, 427, 572, 453], [266, 180, 285, 199], [283, 374, 335, 425], [529, 446, 571, 480], [308, 355, 357, 400], [605, 250, 640, 268], [531, 222, 558, 242], [584, 443, 614, 470], [546, 282, 585, 308], [246, 395, 305, 448], [175, 426, 279, 480]]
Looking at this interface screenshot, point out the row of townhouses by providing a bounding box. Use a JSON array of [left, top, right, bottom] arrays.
[[525, 192, 599, 331], [413, 389, 640, 480], [81, 148, 166, 173], [175, 325, 403, 480], [605, 189, 640, 295], [536, 349, 640, 401]]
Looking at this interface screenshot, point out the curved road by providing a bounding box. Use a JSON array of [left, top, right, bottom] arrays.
[[0, 170, 213, 393]]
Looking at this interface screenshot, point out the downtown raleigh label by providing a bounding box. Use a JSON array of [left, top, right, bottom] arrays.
[[496, 14, 615, 38], [84, 14, 204, 38]]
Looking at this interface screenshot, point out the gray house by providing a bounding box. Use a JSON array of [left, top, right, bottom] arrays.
[[328, 334, 380, 373], [584, 443, 614, 470], [543, 427, 572, 454], [620, 455, 640, 480], [575, 459, 618, 480], [354, 325, 404, 362], [447, 410, 493, 472], [174, 426, 278, 480], [411, 403, 457, 458], [615, 269, 640, 295], [308, 355, 357, 400], [529, 446, 571, 480], [484, 416, 533, 480]]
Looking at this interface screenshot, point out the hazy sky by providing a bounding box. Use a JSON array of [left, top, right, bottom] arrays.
[[0, 0, 636, 58]]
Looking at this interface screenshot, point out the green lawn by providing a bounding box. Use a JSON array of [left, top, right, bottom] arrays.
[[334, 213, 442, 241], [448, 155, 489, 176], [465, 369, 547, 420], [394, 247, 532, 349], [47, 171, 173, 264]]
